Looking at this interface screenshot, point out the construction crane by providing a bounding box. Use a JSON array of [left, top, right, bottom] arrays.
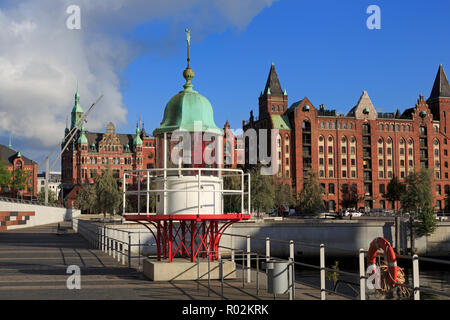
[[39, 95, 103, 204]]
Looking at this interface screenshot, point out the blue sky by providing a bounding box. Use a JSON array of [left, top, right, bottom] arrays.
[[1, 0, 450, 170], [120, 0, 450, 136]]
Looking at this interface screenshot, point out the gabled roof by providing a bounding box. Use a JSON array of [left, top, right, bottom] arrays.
[[264, 63, 283, 95], [429, 64, 450, 100], [0, 144, 36, 165], [400, 107, 415, 119]]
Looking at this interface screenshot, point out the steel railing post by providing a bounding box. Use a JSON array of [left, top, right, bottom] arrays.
[[246, 235, 251, 283], [231, 234, 235, 262], [128, 233, 132, 268], [413, 254, 420, 300], [266, 237, 270, 290], [220, 258, 224, 300], [320, 244, 326, 300], [289, 240, 295, 300], [359, 249, 366, 300]]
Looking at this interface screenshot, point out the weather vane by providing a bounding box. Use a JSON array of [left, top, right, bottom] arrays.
[[185, 28, 190, 67]]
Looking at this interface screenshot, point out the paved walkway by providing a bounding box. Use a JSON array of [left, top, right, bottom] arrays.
[[0, 223, 347, 300]]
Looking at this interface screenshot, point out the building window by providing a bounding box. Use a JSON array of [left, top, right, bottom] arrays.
[[351, 159, 356, 166], [436, 185, 441, 195], [388, 171, 393, 178], [387, 159, 392, 167], [400, 148, 404, 155], [342, 171, 347, 178], [379, 159, 383, 166], [329, 183, 335, 194], [379, 184, 385, 194], [328, 146, 333, 153], [351, 170, 356, 178], [400, 160, 405, 167], [319, 170, 324, 177], [379, 171, 384, 178], [342, 158, 347, 165], [342, 147, 346, 154], [319, 158, 324, 165], [378, 147, 383, 155], [319, 146, 324, 153], [387, 148, 392, 155], [328, 158, 333, 165], [329, 170, 333, 178]]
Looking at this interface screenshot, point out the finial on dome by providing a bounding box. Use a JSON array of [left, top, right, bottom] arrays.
[[183, 28, 194, 90]]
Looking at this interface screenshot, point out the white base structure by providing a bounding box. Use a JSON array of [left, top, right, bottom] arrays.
[[155, 175, 223, 215]]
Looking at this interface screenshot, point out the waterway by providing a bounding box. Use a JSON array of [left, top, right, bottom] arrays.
[[293, 257, 450, 300]]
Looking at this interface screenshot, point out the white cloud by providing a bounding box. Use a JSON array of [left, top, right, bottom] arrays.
[[0, 0, 277, 168]]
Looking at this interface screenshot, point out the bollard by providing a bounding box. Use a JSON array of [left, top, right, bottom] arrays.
[[359, 249, 366, 300], [246, 235, 251, 283], [413, 255, 420, 300], [320, 244, 326, 300]]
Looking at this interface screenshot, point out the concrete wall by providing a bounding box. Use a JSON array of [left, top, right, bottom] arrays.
[[73, 219, 450, 258], [0, 200, 81, 229]]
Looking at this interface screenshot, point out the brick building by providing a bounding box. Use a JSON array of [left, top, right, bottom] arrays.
[[244, 64, 450, 212], [0, 143, 38, 198], [60, 89, 156, 206]]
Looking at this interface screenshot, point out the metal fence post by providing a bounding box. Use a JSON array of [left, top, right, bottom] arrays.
[[246, 235, 251, 283], [266, 237, 270, 290], [231, 235, 235, 262], [289, 240, 295, 300], [128, 233, 132, 268], [220, 258, 224, 300], [320, 244, 326, 300], [413, 254, 420, 300], [359, 249, 366, 300]]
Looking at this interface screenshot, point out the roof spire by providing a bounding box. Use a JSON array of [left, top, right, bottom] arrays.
[[264, 63, 283, 95], [183, 28, 195, 91], [429, 64, 450, 100]]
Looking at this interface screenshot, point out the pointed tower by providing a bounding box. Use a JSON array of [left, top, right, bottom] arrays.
[[428, 65, 450, 128], [71, 87, 84, 129], [259, 63, 288, 119]]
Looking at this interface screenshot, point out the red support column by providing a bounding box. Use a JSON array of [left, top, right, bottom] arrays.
[[191, 220, 196, 263], [201, 221, 206, 259], [181, 221, 186, 258], [168, 220, 173, 262], [163, 221, 168, 260], [157, 221, 162, 261]]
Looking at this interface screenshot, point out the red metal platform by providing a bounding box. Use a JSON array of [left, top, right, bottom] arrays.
[[124, 214, 250, 262]]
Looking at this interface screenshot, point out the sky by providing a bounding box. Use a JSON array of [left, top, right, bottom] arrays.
[[0, 0, 450, 172]]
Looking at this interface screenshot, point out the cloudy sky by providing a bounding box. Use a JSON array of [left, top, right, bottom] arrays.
[[1, 0, 450, 172], [0, 0, 277, 169]]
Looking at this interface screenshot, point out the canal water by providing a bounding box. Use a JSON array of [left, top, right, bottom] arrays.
[[293, 257, 450, 300]]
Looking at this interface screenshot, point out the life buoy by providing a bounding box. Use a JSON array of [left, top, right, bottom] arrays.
[[367, 237, 398, 286]]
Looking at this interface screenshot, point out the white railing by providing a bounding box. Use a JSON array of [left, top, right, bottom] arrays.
[[122, 167, 251, 215]]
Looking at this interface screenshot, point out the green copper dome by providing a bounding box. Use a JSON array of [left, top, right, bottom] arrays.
[[77, 126, 88, 144], [71, 88, 84, 128], [153, 67, 222, 136], [133, 127, 143, 145]]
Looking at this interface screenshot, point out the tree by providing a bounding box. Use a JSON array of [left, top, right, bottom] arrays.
[[250, 166, 275, 214], [0, 160, 11, 192], [401, 168, 433, 254], [298, 170, 325, 215], [10, 169, 30, 197], [75, 184, 98, 214], [274, 183, 295, 216], [95, 168, 121, 217], [341, 183, 361, 209], [37, 189, 57, 204], [383, 175, 406, 254], [223, 175, 242, 213], [415, 205, 437, 237]]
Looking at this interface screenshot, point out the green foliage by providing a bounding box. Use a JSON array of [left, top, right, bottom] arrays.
[[415, 205, 437, 237], [326, 261, 340, 285], [37, 189, 57, 204], [95, 168, 121, 216], [297, 170, 325, 214], [341, 184, 361, 209], [401, 168, 433, 214], [384, 175, 406, 207], [75, 184, 98, 214], [0, 160, 11, 190], [250, 166, 275, 214], [274, 183, 295, 208], [223, 175, 242, 213], [10, 169, 30, 195]]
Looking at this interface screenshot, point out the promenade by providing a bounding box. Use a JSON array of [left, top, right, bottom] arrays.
[[0, 222, 347, 300]]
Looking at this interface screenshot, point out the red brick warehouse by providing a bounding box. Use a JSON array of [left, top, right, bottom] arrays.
[[244, 64, 450, 212]]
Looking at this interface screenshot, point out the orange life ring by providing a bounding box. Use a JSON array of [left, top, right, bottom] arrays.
[[367, 237, 398, 286]]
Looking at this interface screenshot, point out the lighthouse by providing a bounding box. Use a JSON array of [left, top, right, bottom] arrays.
[[123, 29, 250, 281]]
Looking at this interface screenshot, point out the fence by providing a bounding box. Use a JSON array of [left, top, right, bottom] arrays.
[[72, 219, 450, 300], [0, 196, 64, 208]]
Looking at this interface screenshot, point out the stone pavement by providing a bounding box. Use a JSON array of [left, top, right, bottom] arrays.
[[0, 222, 348, 300]]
